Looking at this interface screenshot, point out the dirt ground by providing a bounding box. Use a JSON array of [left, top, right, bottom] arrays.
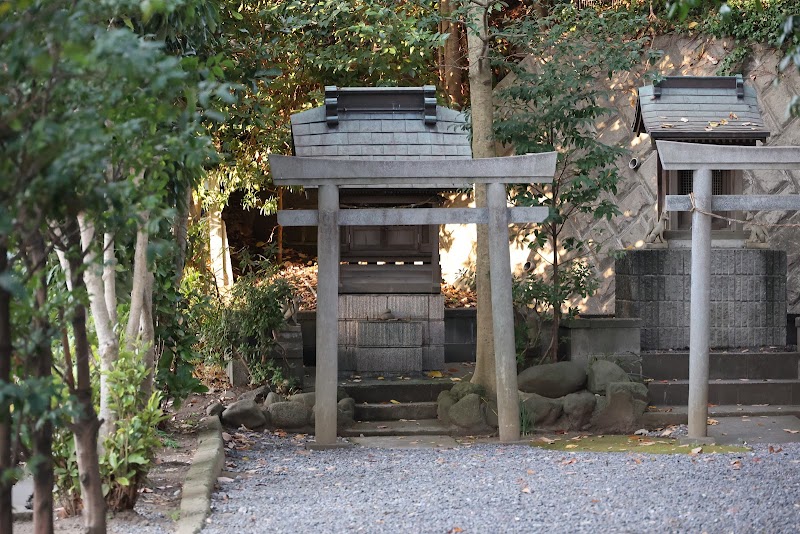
[[12, 387, 233, 534]]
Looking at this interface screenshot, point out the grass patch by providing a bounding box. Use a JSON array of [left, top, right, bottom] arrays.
[[529, 434, 749, 454]]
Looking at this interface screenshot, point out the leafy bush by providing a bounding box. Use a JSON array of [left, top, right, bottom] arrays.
[[197, 265, 293, 387], [53, 350, 166, 513]]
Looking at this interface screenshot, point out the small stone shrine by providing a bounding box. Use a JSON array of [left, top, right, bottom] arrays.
[[618, 76, 786, 350], [289, 86, 472, 374]]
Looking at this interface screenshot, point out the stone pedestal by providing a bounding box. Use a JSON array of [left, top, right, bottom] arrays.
[[616, 249, 787, 350], [273, 324, 304, 382], [338, 294, 444, 373], [561, 318, 642, 374]]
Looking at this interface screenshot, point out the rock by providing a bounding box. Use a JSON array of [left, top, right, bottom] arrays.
[[607, 381, 649, 402], [519, 392, 563, 428], [206, 402, 224, 418], [338, 397, 355, 420], [263, 392, 284, 408], [239, 385, 271, 403], [482, 399, 499, 428], [221, 399, 267, 430], [590, 381, 648, 433], [562, 391, 597, 430], [288, 392, 316, 409], [260, 406, 272, 426], [448, 393, 486, 429], [450, 382, 485, 402], [310, 402, 356, 429], [268, 401, 311, 429], [437, 390, 455, 424], [587, 360, 631, 394], [517, 361, 587, 398]]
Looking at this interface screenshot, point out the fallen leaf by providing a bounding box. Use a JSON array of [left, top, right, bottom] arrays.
[[217, 477, 234, 484], [389, 400, 400, 404], [783, 429, 800, 434], [521, 487, 532, 494], [450, 377, 462, 382], [731, 459, 742, 470], [687, 21, 698, 29], [720, 119, 728, 125], [639, 441, 656, 446], [222, 432, 233, 442], [769, 445, 783, 453], [729, 112, 739, 119], [691, 447, 703, 455], [661, 123, 675, 128], [377, 425, 388, 429], [377, 376, 385, 380], [742, 121, 753, 126], [680, 117, 689, 122], [634, 429, 648, 436], [560, 458, 577, 466], [526, 469, 535, 475], [708, 121, 719, 128], [660, 429, 674, 437], [707, 418, 719, 425], [426, 371, 443, 378], [448, 528, 464, 534], [565, 444, 578, 449], [538, 437, 556, 444]]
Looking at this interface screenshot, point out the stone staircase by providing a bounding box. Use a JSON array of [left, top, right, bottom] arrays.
[[644, 351, 800, 406], [337, 378, 453, 437]]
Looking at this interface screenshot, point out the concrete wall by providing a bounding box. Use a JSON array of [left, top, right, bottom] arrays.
[[447, 35, 800, 315]]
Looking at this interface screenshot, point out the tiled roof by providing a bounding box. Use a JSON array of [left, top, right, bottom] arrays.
[[632, 75, 769, 142], [291, 87, 472, 160]]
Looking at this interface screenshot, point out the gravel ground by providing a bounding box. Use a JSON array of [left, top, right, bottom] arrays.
[[205, 431, 800, 534]]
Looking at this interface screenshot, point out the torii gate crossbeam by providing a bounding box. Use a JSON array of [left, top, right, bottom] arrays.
[[270, 153, 557, 446]]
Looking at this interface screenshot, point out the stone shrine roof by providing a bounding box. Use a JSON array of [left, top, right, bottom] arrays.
[[291, 86, 472, 160], [632, 75, 769, 143]]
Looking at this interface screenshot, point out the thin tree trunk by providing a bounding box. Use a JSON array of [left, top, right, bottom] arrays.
[[548, 222, 560, 363], [103, 232, 117, 327], [78, 214, 118, 440], [466, 0, 499, 398], [125, 213, 150, 349], [440, 0, 466, 108], [140, 272, 155, 396], [65, 219, 107, 533], [173, 187, 191, 285], [0, 243, 13, 534], [23, 228, 54, 534]]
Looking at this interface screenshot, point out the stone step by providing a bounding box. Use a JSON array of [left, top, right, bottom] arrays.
[[641, 404, 800, 428], [342, 380, 453, 403], [642, 352, 800, 381], [354, 401, 438, 421], [341, 419, 450, 437], [647, 378, 800, 406]]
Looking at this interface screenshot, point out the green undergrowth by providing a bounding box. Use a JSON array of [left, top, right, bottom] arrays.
[[529, 434, 749, 454]]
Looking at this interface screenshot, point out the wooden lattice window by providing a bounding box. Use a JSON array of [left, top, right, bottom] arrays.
[[672, 169, 741, 231]]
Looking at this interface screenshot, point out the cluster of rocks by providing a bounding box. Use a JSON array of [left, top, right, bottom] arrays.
[[436, 360, 649, 434], [207, 385, 357, 432]]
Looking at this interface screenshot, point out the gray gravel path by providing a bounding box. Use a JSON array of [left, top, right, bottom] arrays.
[[204, 431, 800, 534]]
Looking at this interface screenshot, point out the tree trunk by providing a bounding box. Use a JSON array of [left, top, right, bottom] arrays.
[[103, 232, 117, 327], [65, 219, 107, 533], [23, 229, 54, 534], [173, 187, 192, 285], [440, 0, 466, 108], [125, 214, 151, 349], [0, 243, 13, 534], [548, 221, 560, 363], [466, 0, 499, 397], [208, 175, 233, 294], [78, 214, 118, 440], [140, 272, 155, 396]]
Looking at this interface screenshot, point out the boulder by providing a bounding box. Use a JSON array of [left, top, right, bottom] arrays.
[[448, 393, 486, 429], [263, 392, 284, 408], [338, 397, 356, 421], [587, 360, 630, 394], [221, 399, 267, 430], [310, 402, 356, 429], [288, 392, 316, 409], [517, 361, 586, 398], [206, 402, 224, 418], [450, 382, 485, 402], [590, 381, 648, 433], [562, 391, 597, 430], [268, 401, 311, 429], [238, 385, 271, 403], [519, 392, 563, 427], [437, 390, 456, 425], [482, 399, 499, 428]]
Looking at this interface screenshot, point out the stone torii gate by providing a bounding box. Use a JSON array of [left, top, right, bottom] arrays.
[[660, 140, 800, 442], [269, 153, 557, 445]]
